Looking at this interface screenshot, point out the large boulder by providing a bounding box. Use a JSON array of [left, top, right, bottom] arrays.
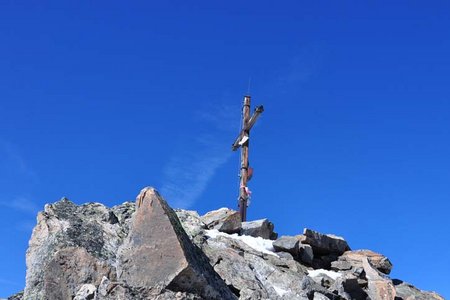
[[201, 208, 241, 233], [331, 250, 393, 275], [24, 199, 132, 299], [273, 236, 300, 256], [117, 187, 236, 300], [302, 228, 350, 256], [241, 218, 278, 239]]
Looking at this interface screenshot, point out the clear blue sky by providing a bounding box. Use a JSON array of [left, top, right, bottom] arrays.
[[1, 1, 449, 298]]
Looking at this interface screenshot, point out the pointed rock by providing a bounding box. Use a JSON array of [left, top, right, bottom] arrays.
[[117, 187, 236, 299], [363, 257, 396, 300]]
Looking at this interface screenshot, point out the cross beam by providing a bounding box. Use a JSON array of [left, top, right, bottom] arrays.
[[231, 95, 264, 222]]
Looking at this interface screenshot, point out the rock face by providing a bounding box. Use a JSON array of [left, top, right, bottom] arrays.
[[14, 187, 444, 300], [24, 199, 132, 299], [117, 187, 235, 299], [23, 188, 234, 300]]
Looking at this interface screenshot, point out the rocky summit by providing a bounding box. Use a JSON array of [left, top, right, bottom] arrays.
[[7, 187, 443, 300]]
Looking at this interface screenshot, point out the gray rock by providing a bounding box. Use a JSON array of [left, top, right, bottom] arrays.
[[310, 272, 336, 289], [203, 231, 309, 299], [201, 208, 241, 233], [393, 279, 444, 300], [175, 209, 206, 246], [276, 251, 295, 260], [24, 198, 131, 299], [241, 218, 278, 239], [299, 276, 339, 300], [97, 276, 111, 298], [74, 284, 97, 300], [303, 228, 350, 256], [331, 274, 368, 300], [313, 292, 330, 300], [330, 260, 352, 271], [264, 251, 308, 275], [273, 236, 300, 256], [117, 187, 236, 300], [203, 238, 269, 299]]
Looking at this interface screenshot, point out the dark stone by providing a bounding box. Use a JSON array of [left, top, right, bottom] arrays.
[[303, 228, 350, 256], [298, 244, 314, 265], [241, 219, 277, 239], [66, 219, 105, 257], [52, 197, 78, 220], [342, 277, 367, 300], [107, 211, 119, 224], [7, 291, 23, 300], [273, 236, 299, 256], [312, 254, 339, 270]]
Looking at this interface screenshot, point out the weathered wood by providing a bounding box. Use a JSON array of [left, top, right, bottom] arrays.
[[245, 105, 264, 131], [238, 96, 251, 222], [231, 105, 264, 151], [233, 95, 264, 222]]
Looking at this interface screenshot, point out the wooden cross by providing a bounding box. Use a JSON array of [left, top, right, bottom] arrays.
[[231, 95, 264, 222]]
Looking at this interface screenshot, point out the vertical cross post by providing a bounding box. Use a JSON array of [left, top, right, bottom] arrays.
[[239, 96, 251, 222], [232, 95, 264, 222]]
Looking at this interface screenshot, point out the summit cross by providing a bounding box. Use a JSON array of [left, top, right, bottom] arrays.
[[231, 95, 264, 222]]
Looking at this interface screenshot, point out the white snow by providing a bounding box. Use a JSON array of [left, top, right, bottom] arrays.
[[307, 269, 342, 280], [205, 229, 278, 256], [272, 285, 289, 296]]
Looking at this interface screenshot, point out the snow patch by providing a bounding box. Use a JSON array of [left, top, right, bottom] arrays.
[[205, 229, 277, 256], [307, 269, 342, 280]]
